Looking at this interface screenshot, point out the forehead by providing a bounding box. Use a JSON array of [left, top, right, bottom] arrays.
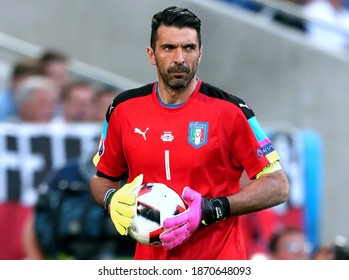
[[31, 88, 57, 101], [156, 25, 199, 45], [280, 232, 304, 244]]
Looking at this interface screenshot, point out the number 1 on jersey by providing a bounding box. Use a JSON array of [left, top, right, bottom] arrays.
[[165, 150, 171, 180]]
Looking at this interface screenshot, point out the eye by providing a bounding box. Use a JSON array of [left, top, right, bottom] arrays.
[[163, 45, 174, 51], [184, 44, 196, 51]]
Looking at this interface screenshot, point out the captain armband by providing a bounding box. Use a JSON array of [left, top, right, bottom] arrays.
[[256, 161, 282, 179]]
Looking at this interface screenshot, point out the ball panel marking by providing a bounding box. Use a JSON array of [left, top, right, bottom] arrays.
[[128, 182, 186, 246]]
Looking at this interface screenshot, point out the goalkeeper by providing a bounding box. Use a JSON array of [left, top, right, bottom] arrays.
[[90, 6, 289, 260]]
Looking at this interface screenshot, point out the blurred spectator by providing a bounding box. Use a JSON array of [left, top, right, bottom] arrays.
[[39, 49, 70, 94], [313, 244, 336, 259], [0, 57, 43, 121], [12, 75, 59, 123], [93, 86, 119, 122], [58, 80, 96, 122], [268, 227, 313, 260], [23, 148, 136, 259], [39, 49, 70, 117], [313, 235, 349, 259], [303, 0, 349, 52]]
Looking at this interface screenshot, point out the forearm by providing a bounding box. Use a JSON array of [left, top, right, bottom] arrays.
[[89, 175, 120, 208], [228, 169, 289, 216]]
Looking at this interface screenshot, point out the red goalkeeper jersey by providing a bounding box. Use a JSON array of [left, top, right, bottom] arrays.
[[94, 79, 279, 260]]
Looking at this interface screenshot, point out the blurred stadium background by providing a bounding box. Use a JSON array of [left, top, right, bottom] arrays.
[[0, 0, 348, 256]]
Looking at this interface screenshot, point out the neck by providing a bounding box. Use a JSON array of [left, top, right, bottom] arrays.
[[157, 77, 197, 105]]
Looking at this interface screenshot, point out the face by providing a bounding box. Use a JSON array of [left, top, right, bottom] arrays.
[[21, 88, 58, 122], [147, 25, 202, 90], [64, 86, 95, 122], [46, 61, 69, 91], [274, 232, 312, 260]]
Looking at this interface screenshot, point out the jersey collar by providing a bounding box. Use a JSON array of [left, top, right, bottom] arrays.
[[155, 78, 201, 108]]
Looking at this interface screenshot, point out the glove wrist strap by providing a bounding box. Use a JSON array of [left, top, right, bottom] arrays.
[[210, 197, 230, 221], [201, 196, 230, 226], [103, 188, 116, 212]]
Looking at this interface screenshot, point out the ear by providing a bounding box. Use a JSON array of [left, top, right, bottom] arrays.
[[197, 45, 203, 64], [146, 46, 156, 65]]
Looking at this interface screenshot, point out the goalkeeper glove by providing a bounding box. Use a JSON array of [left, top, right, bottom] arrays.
[[104, 174, 143, 235], [159, 186, 230, 250]]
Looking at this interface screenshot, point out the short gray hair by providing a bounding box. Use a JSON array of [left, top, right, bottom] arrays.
[[15, 75, 58, 104]]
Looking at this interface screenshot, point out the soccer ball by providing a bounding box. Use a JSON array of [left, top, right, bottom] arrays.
[[128, 182, 186, 246]]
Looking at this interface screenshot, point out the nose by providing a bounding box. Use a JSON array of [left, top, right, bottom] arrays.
[[173, 48, 185, 64]]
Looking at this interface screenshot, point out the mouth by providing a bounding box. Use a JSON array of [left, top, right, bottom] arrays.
[[169, 65, 189, 74], [170, 69, 189, 79], [171, 73, 187, 80], [172, 71, 186, 76]]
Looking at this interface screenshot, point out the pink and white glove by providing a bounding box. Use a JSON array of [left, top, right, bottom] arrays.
[[159, 187, 230, 250]]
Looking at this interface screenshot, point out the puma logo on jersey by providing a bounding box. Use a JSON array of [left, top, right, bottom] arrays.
[[134, 127, 149, 140], [239, 102, 251, 110]]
